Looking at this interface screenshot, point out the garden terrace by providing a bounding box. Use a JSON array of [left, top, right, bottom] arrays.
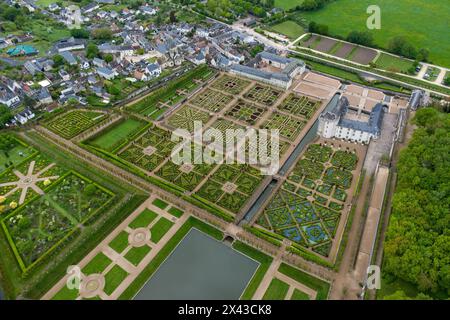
[[196, 164, 264, 214], [86, 117, 149, 153], [225, 100, 267, 126], [127, 65, 216, 119], [277, 94, 321, 120], [210, 75, 251, 95], [166, 105, 211, 132], [256, 143, 360, 259], [243, 84, 283, 107], [261, 112, 306, 142], [189, 89, 233, 112], [45, 110, 108, 140]]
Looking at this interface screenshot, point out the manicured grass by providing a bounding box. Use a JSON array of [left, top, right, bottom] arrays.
[[232, 241, 273, 300], [278, 263, 330, 300], [291, 288, 310, 300], [108, 231, 130, 254], [167, 207, 184, 218], [152, 198, 168, 210], [119, 217, 223, 299], [275, 0, 304, 10], [129, 209, 158, 229], [263, 278, 290, 300], [150, 217, 174, 243], [104, 265, 129, 295], [0, 142, 35, 174], [374, 53, 415, 73], [271, 20, 305, 40], [124, 245, 151, 266], [88, 118, 147, 151], [51, 284, 78, 300], [82, 252, 112, 275], [299, 0, 450, 67]]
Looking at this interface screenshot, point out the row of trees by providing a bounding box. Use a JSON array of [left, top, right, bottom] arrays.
[[383, 108, 450, 298]]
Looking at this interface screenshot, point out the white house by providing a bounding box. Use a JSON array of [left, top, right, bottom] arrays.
[[145, 63, 161, 77], [0, 85, 20, 107], [96, 67, 117, 80]]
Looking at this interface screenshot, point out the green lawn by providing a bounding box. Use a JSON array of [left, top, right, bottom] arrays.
[[271, 21, 305, 40], [168, 207, 184, 218], [104, 265, 129, 295], [232, 241, 273, 300], [108, 231, 130, 254], [88, 118, 147, 151], [129, 209, 158, 229], [291, 288, 310, 300], [82, 252, 112, 275], [278, 263, 330, 300], [152, 198, 168, 210], [0, 143, 35, 174], [299, 0, 450, 67], [374, 53, 415, 73], [150, 218, 174, 243], [124, 245, 151, 266], [275, 0, 303, 10], [263, 278, 290, 300]]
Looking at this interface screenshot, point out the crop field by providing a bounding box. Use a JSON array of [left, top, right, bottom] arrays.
[[257, 143, 359, 257], [373, 53, 415, 73], [298, 0, 450, 67], [225, 100, 267, 126], [244, 84, 283, 107], [277, 94, 321, 120], [261, 112, 306, 142], [166, 105, 211, 132], [46, 110, 107, 139], [87, 118, 148, 152], [0, 151, 115, 271], [189, 89, 233, 112], [196, 164, 264, 213], [127, 65, 216, 118], [270, 20, 305, 40], [211, 75, 251, 95]]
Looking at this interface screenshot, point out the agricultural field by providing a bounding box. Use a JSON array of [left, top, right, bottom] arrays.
[[373, 53, 415, 73], [244, 84, 283, 107], [256, 143, 359, 258], [45, 110, 108, 139], [270, 20, 305, 40], [298, 0, 450, 68], [196, 164, 264, 213], [87, 118, 148, 152], [211, 75, 251, 95], [274, 0, 303, 10], [127, 65, 216, 119]]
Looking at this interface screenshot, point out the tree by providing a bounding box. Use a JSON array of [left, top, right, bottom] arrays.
[[169, 10, 177, 23], [86, 43, 99, 59], [52, 54, 64, 67], [347, 31, 373, 47], [70, 28, 90, 39], [0, 105, 13, 129], [388, 36, 418, 59], [91, 28, 113, 40], [103, 54, 113, 63]]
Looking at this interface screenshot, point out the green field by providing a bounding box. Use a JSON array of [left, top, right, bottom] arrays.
[[271, 21, 305, 40], [88, 118, 147, 151], [299, 0, 450, 67], [374, 53, 415, 73], [263, 278, 290, 300], [275, 0, 303, 10]]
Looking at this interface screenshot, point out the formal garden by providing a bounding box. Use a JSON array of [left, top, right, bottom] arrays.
[[277, 94, 321, 120], [211, 74, 251, 95], [257, 143, 359, 257], [189, 88, 233, 112], [196, 164, 264, 213], [127, 65, 216, 119], [45, 110, 108, 139], [243, 84, 282, 107], [51, 197, 183, 300], [166, 105, 211, 132], [225, 100, 267, 126], [0, 134, 37, 174], [261, 112, 306, 141]]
